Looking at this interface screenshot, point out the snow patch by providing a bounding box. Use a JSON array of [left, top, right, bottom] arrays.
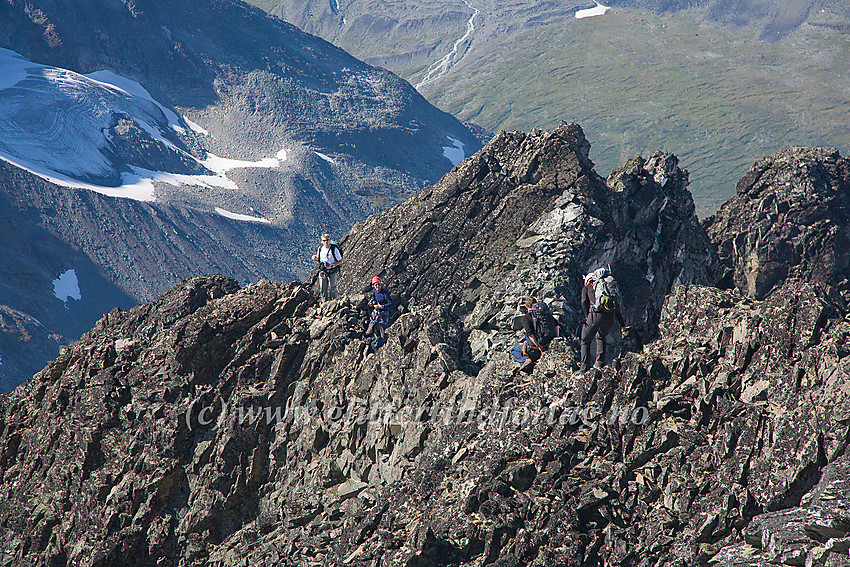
[[202, 153, 281, 174], [0, 150, 157, 201], [215, 207, 271, 224], [53, 269, 81, 304], [576, 2, 610, 19], [132, 167, 239, 190], [184, 116, 208, 135], [442, 137, 465, 166], [315, 151, 336, 164]]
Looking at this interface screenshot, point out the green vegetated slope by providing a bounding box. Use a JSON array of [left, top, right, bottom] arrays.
[[255, 0, 850, 217], [246, 0, 279, 13], [425, 9, 850, 215]]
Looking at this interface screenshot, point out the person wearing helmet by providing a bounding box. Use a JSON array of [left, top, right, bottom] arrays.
[[363, 276, 395, 349]]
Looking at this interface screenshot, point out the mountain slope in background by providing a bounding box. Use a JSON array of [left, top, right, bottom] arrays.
[[261, 0, 850, 215], [0, 0, 482, 229], [2, 124, 849, 565], [0, 0, 482, 390], [0, 157, 310, 392], [614, 0, 850, 40]]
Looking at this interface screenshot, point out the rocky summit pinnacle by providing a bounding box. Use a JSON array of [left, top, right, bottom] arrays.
[[1, 126, 850, 566], [339, 123, 716, 347], [704, 147, 850, 303]]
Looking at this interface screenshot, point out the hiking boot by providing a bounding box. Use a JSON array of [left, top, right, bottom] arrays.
[[593, 361, 605, 369], [520, 359, 534, 374]]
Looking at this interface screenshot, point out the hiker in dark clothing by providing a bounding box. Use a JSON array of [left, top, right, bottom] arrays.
[[580, 268, 627, 371], [363, 276, 394, 349], [511, 297, 557, 373]]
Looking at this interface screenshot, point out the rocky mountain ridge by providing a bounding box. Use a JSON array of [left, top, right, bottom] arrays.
[[0, 0, 482, 391], [704, 146, 850, 303], [1, 124, 850, 566]]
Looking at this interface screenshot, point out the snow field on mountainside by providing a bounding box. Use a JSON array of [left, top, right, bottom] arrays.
[[0, 48, 288, 217], [214, 207, 271, 223], [52, 269, 81, 304], [442, 137, 466, 166], [575, 2, 610, 19]]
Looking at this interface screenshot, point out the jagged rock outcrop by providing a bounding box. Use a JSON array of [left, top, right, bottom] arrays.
[[339, 124, 716, 358], [1, 131, 849, 567], [704, 147, 850, 303], [713, 452, 850, 566]]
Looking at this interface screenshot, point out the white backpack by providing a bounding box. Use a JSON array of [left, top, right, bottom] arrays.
[[589, 268, 621, 313]]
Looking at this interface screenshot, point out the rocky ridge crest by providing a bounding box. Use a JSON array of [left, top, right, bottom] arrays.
[[1, 127, 850, 566], [705, 147, 850, 303]]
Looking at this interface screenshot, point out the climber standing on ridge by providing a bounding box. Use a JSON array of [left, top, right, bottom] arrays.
[[511, 297, 558, 373], [313, 233, 343, 303], [362, 276, 395, 350], [580, 266, 628, 372]]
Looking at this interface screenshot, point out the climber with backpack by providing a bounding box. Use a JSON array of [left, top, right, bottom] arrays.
[[511, 297, 558, 373], [580, 266, 628, 372], [312, 233, 343, 303], [362, 276, 395, 350]]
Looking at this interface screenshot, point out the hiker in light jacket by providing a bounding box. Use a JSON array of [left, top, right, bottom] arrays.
[[313, 233, 342, 302]]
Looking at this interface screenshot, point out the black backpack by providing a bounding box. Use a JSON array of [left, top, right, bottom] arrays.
[[320, 241, 343, 272], [530, 302, 557, 347]]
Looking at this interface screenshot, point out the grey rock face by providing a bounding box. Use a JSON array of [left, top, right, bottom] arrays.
[[338, 123, 715, 351], [704, 147, 850, 303], [1, 129, 849, 567]]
